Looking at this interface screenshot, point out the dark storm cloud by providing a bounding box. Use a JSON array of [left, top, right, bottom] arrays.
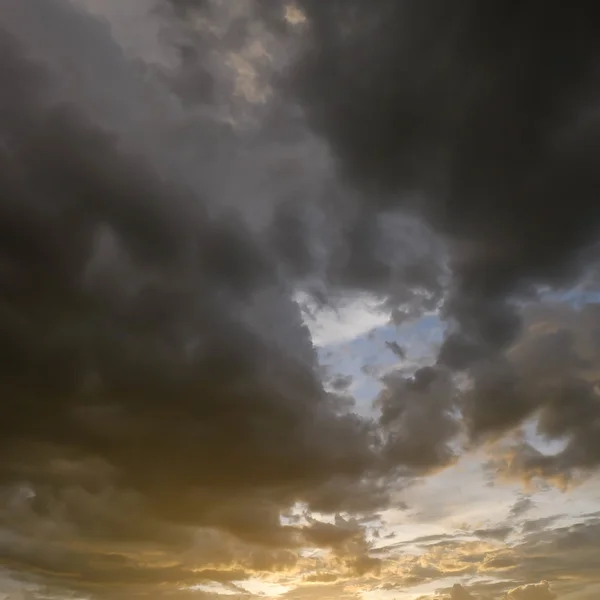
[[172, 0, 600, 494], [285, 0, 600, 488], [0, 14, 349, 500], [0, 3, 463, 597], [376, 366, 459, 473], [283, 5, 600, 466], [324, 210, 447, 322], [293, 1, 600, 351], [6, 0, 600, 596], [0, 1, 398, 596], [474, 303, 600, 482]]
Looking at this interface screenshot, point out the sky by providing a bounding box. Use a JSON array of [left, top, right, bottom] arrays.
[[2, 1, 600, 599]]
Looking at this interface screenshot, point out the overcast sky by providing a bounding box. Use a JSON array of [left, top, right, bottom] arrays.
[[2, 1, 600, 599]]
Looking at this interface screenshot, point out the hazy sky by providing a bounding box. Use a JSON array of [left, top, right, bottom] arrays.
[[2, 1, 600, 599]]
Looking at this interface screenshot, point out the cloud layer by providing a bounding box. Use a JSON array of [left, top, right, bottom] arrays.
[[3, 0, 600, 598]]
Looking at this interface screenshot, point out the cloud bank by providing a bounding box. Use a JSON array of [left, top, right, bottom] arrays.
[[2, 0, 600, 598]]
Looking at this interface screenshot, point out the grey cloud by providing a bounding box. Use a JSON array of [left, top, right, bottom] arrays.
[[376, 366, 459, 473], [385, 341, 406, 360], [473, 527, 512, 542], [288, 0, 600, 479], [293, 0, 600, 353], [476, 304, 600, 482], [6, 0, 600, 596], [520, 517, 560, 535], [485, 517, 600, 594], [0, 2, 460, 597], [302, 515, 363, 549], [285, 0, 600, 483], [0, 1, 391, 595], [328, 374, 353, 392], [510, 497, 535, 519]]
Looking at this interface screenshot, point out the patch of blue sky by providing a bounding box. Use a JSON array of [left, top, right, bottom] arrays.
[[313, 284, 600, 404], [521, 417, 570, 456], [318, 314, 445, 415], [310, 285, 600, 487]]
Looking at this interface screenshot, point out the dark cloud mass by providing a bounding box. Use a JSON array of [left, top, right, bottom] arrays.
[[292, 0, 600, 356], [0, 0, 384, 595], [3, 0, 600, 597], [292, 0, 600, 478]]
